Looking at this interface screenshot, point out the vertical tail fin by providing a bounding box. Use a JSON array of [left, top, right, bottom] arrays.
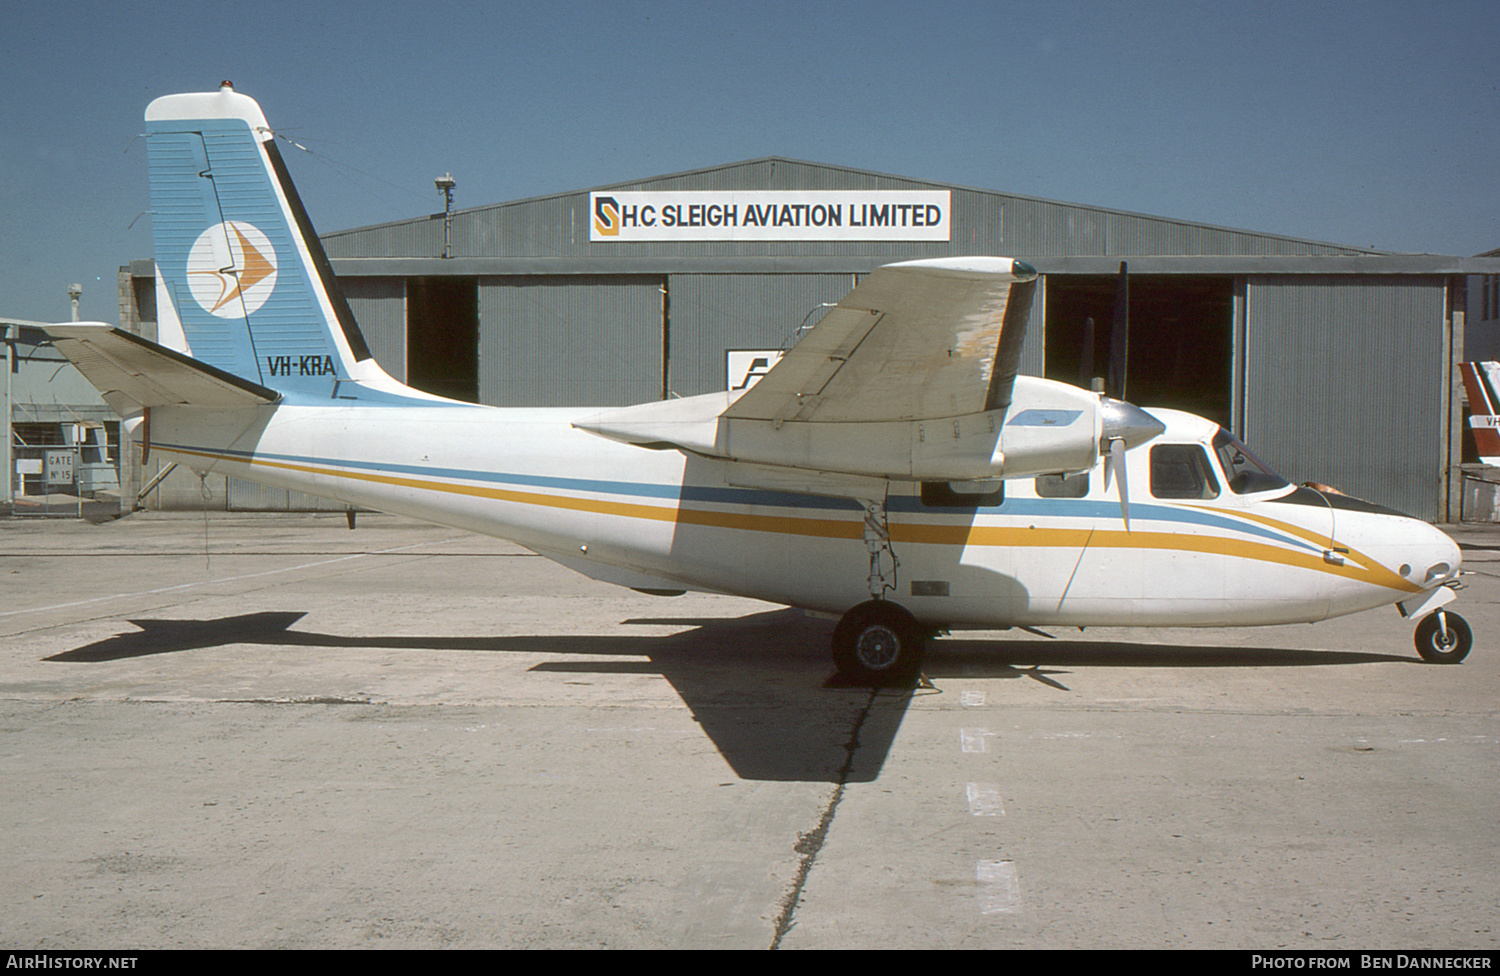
[[144, 83, 374, 398], [1460, 362, 1500, 465]]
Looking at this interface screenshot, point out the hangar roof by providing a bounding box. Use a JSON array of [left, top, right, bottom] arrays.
[[316, 156, 1498, 277]]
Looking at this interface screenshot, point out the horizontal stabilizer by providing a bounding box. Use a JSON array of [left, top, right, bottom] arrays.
[[42, 323, 279, 410]]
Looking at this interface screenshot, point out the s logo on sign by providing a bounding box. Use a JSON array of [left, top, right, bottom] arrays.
[[593, 196, 620, 238]]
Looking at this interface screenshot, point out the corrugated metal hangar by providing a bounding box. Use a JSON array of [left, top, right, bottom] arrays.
[[115, 156, 1497, 520]]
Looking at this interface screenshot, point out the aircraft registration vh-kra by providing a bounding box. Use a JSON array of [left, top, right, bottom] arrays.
[[43, 84, 1471, 682]]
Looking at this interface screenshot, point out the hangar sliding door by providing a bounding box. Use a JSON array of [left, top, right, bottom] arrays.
[[1242, 275, 1446, 519], [478, 275, 664, 408], [340, 277, 407, 384]]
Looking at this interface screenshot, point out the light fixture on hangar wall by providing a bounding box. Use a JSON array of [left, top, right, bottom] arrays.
[[434, 173, 456, 259]]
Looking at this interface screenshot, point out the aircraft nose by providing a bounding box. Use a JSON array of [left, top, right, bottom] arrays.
[[1341, 512, 1460, 590], [1414, 523, 1462, 586], [1389, 519, 1461, 588]]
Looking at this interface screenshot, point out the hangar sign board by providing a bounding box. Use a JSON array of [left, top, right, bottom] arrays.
[[590, 190, 951, 242]]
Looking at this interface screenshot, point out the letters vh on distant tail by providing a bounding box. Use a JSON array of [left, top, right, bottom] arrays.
[[1460, 361, 1500, 466]]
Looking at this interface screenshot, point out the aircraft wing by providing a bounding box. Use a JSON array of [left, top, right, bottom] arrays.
[[577, 256, 1105, 484], [41, 323, 279, 411], [723, 256, 1036, 424]]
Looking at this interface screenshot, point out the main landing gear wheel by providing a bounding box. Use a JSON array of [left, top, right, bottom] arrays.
[[1414, 610, 1472, 664], [832, 600, 926, 686]]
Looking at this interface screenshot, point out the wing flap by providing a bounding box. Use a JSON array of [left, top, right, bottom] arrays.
[[42, 323, 279, 409]]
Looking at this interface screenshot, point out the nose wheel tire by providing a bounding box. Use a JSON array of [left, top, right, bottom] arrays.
[[1414, 610, 1471, 664], [832, 600, 926, 685]]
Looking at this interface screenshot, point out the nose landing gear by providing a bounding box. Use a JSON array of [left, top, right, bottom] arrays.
[[1414, 609, 1472, 664]]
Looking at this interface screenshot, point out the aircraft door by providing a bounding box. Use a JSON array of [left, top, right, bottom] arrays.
[[1298, 487, 1338, 621]]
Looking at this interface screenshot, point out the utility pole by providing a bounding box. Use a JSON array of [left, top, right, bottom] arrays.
[[435, 174, 456, 258], [3, 322, 11, 512]]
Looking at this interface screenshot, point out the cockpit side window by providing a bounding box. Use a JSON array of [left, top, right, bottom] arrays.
[[1212, 430, 1289, 494], [1150, 444, 1221, 499]]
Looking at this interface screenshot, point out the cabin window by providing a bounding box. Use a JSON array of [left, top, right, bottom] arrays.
[[921, 480, 1004, 508], [1035, 472, 1090, 498], [1149, 445, 1220, 499]]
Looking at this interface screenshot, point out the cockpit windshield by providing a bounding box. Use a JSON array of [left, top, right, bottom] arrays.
[[1212, 430, 1289, 494]]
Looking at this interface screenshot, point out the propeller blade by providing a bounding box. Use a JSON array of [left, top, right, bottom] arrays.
[[1080, 316, 1095, 390], [1110, 437, 1130, 530], [1108, 261, 1128, 400]]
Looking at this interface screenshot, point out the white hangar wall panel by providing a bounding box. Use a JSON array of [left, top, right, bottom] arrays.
[[1242, 276, 1446, 520], [477, 276, 664, 408]]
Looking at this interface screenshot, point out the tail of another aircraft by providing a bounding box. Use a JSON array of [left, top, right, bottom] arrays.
[[143, 82, 388, 400], [1460, 362, 1500, 465]]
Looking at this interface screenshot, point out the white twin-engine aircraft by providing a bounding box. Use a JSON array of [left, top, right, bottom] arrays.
[[44, 85, 1470, 682]]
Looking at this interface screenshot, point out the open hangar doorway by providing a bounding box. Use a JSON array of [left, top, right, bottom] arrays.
[[1042, 274, 1235, 430], [406, 276, 479, 404]]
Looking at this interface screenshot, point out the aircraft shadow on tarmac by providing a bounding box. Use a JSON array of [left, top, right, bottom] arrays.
[[46, 609, 1416, 783]]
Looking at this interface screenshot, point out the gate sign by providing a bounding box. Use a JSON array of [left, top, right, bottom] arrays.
[[591, 191, 951, 242], [45, 450, 75, 486]]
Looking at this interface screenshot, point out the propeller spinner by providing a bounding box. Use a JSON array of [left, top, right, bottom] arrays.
[[1099, 396, 1164, 530]]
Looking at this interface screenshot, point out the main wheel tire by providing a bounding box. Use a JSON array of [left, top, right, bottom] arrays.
[[1414, 610, 1472, 664], [832, 600, 925, 685]]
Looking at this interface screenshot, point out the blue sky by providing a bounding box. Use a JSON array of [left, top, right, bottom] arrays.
[[2, 0, 1496, 322]]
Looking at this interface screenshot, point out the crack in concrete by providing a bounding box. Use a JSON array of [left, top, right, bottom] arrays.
[[768, 687, 878, 949]]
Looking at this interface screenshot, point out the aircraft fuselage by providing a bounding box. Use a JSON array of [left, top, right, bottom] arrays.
[[144, 396, 1458, 632]]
